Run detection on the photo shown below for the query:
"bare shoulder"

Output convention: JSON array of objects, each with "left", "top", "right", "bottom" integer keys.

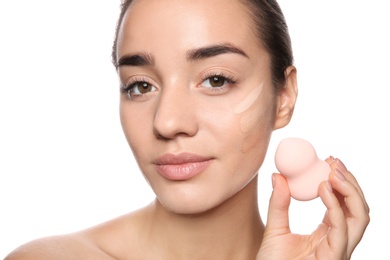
[
  {"left": 81, "top": 206, "right": 153, "bottom": 259},
  {"left": 5, "top": 206, "right": 152, "bottom": 260},
  {"left": 4, "top": 234, "right": 115, "bottom": 260}
]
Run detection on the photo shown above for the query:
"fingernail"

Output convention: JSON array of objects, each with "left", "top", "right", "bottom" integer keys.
[
  {"left": 335, "top": 168, "right": 346, "bottom": 181},
  {"left": 336, "top": 158, "right": 347, "bottom": 171},
  {"left": 326, "top": 180, "right": 333, "bottom": 192},
  {"left": 328, "top": 155, "right": 335, "bottom": 161}
]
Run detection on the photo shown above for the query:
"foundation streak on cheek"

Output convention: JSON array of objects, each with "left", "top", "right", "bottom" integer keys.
[
  {"left": 233, "top": 83, "right": 264, "bottom": 115},
  {"left": 233, "top": 83, "right": 265, "bottom": 154}
]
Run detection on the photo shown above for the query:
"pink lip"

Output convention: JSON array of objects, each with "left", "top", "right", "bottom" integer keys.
[{"left": 154, "top": 153, "right": 213, "bottom": 181}]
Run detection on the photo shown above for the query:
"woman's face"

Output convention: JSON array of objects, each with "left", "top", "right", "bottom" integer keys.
[{"left": 116, "top": 0, "right": 293, "bottom": 214}]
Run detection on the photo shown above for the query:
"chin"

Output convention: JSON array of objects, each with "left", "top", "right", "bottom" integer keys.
[
  {"left": 161, "top": 201, "right": 213, "bottom": 215},
  {"left": 147, "top": 165, "right": 260, "bottom": 215},
  {"left": 155, "top": 185, "right": 230, "bottom": 215}
]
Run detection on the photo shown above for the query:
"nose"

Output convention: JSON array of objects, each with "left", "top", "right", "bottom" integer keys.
[{"left": 153, "top": 87, "right": 198, "bottom": 139}]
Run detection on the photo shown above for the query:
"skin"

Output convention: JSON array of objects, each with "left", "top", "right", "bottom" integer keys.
[
  {"left": 117, "top": 0, "right": 279, "bottom": 215},
  {"left": 5, "top": 0, "right": 369, "bottom": 259}
]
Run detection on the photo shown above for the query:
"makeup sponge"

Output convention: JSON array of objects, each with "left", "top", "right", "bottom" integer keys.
[{"left": 275, "top": 138, "right": 330, "bottom": 201}]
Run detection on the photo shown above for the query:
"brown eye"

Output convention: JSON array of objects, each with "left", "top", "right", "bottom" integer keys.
[
  {"left": 209, "top": 76, "right": 226, "bottom": 88},
  {"left": 124, "top": 81, "right": 157, "bottom": 100},
  {"left": 200, "top": 76, "right": 230, "bottom": 89},
  {"left": 136, "top": 82, "right": 154, "bottom": 94},
  {"left": 199, "top": 74, "right": 236, "bottom": 95},
  {"left": 129, "top": 81, "right": 157, "bottom": 95}
]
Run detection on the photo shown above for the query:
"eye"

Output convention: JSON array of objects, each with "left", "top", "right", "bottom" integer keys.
[
  {"left": 201, "top": 76, "right": 230, "bottom": 88},
  {"left": 199, "top": 73, "right": 239, "bottom": 95},
  {"left": 130, "top": 82, "right": 157, "bottom": 94},
  {"left": 123, "top": 81, "right": 157, "bottom": 99}
]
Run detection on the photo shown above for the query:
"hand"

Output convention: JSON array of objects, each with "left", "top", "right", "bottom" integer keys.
[{"left": 257, "top": 157, "right": 370, "bottom": 259}]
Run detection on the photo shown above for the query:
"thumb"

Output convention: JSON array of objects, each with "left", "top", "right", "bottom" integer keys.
[{"left": 266, "top": 173, "right": 291, "bottom": 233}]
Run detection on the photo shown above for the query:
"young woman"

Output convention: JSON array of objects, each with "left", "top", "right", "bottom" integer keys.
[{"left": 6, "top": 0, "right": 369, "bottom": 259}]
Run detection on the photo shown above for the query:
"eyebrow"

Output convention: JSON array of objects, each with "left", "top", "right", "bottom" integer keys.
[
  {"left": 116, "top": 43, "right": 248, "bottom": 68},
  {"left": 116, "top": 53, "right": 155, "bottom": 68},
  {"left": 186, "top": 43, "right": 249, "bottom": 61}
]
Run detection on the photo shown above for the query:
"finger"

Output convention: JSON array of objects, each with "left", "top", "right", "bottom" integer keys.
[
  {"left": 329, "top": 166, "right": 369, "bottom": 221},
  {"left": 325, "top": 157, "right": 352, "bottom": 209},
  {"left": 333, "top": 158, "right": 369, "bottom": 214},
  {"left": 328, "top": 169, "right": 370, "bottom": 253},
  {"left": 325, "top": 156, "right": 336, "bottom": 164},
  {"left": 327, "top": 157, "right": 369, "bottom": 214},
  {"left": 318, "top": 181, "right": 348, "bottom": 258},
  {"left": 321, "top": 209, "right": 330, "bottom": 226},
  {"left": 265, "top": 173, "right": 291, "bottom": 234}
]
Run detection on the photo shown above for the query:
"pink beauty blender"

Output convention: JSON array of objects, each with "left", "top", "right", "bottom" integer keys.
[{"left": 274, "top": 138, "right": 331, "bottom": 201}]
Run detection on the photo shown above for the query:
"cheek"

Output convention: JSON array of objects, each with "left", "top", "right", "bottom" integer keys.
[
  {"left": 119, "top": 102, "right": 153, "bottom": 156},
  {"left": 199, "top": 84, "right": 275, "bottom": 155},
  {"left": 237, "top": 98, "right": 275, "bottom": 154},
  {"left": 233, "top": 84, "right": 274, "bottom": 154},
  {"left": 239, "top": 109, "right": 273, "bottom": 154}
]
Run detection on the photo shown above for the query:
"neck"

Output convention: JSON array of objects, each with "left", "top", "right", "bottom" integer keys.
[{"left": 146, "top": 176, "right": 264, "bottom": 260}]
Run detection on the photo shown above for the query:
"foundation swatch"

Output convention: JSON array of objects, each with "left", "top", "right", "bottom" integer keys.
[{"left": 233, "top": 83, "right": 264, "bottom": 114}]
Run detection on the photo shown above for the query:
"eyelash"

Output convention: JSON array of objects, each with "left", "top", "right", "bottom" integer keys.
[
  {"left": 200, "top": 72, "right": 239, "bottom": 92},
  {"left": 120, "top": 76, "right": 155, "bottom": 96},
  {"left": 120, "top": 72, "right": 240, "bottom": 98}
]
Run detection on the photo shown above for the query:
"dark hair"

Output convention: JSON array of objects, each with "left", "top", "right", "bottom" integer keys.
[{"left": 112, "top": 0, "right": 293, "bottom": 89}]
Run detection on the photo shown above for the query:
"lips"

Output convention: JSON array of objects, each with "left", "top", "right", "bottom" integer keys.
[{"left": 154, "top": 153, "right": 213, "bottom": 181}]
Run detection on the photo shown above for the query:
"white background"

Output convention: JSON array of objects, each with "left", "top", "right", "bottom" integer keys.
[{"left": 0, "top": 1, "right": 388, "bottom": 258}]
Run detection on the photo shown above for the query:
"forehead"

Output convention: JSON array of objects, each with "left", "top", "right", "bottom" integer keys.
[{"left": 117, "top": 0, "right": 262, "bottom": 59}]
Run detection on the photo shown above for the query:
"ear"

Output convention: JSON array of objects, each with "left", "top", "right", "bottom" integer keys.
[{"left": 274, "top": 66, "right": 298, "bottom": 130}]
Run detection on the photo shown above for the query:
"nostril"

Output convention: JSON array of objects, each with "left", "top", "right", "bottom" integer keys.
[
  {"left": 153, "top": 110, "right": 197, "bottom": 140},
  {"left": 153, "top": 127, "right": 172, "bottom": 140}
]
